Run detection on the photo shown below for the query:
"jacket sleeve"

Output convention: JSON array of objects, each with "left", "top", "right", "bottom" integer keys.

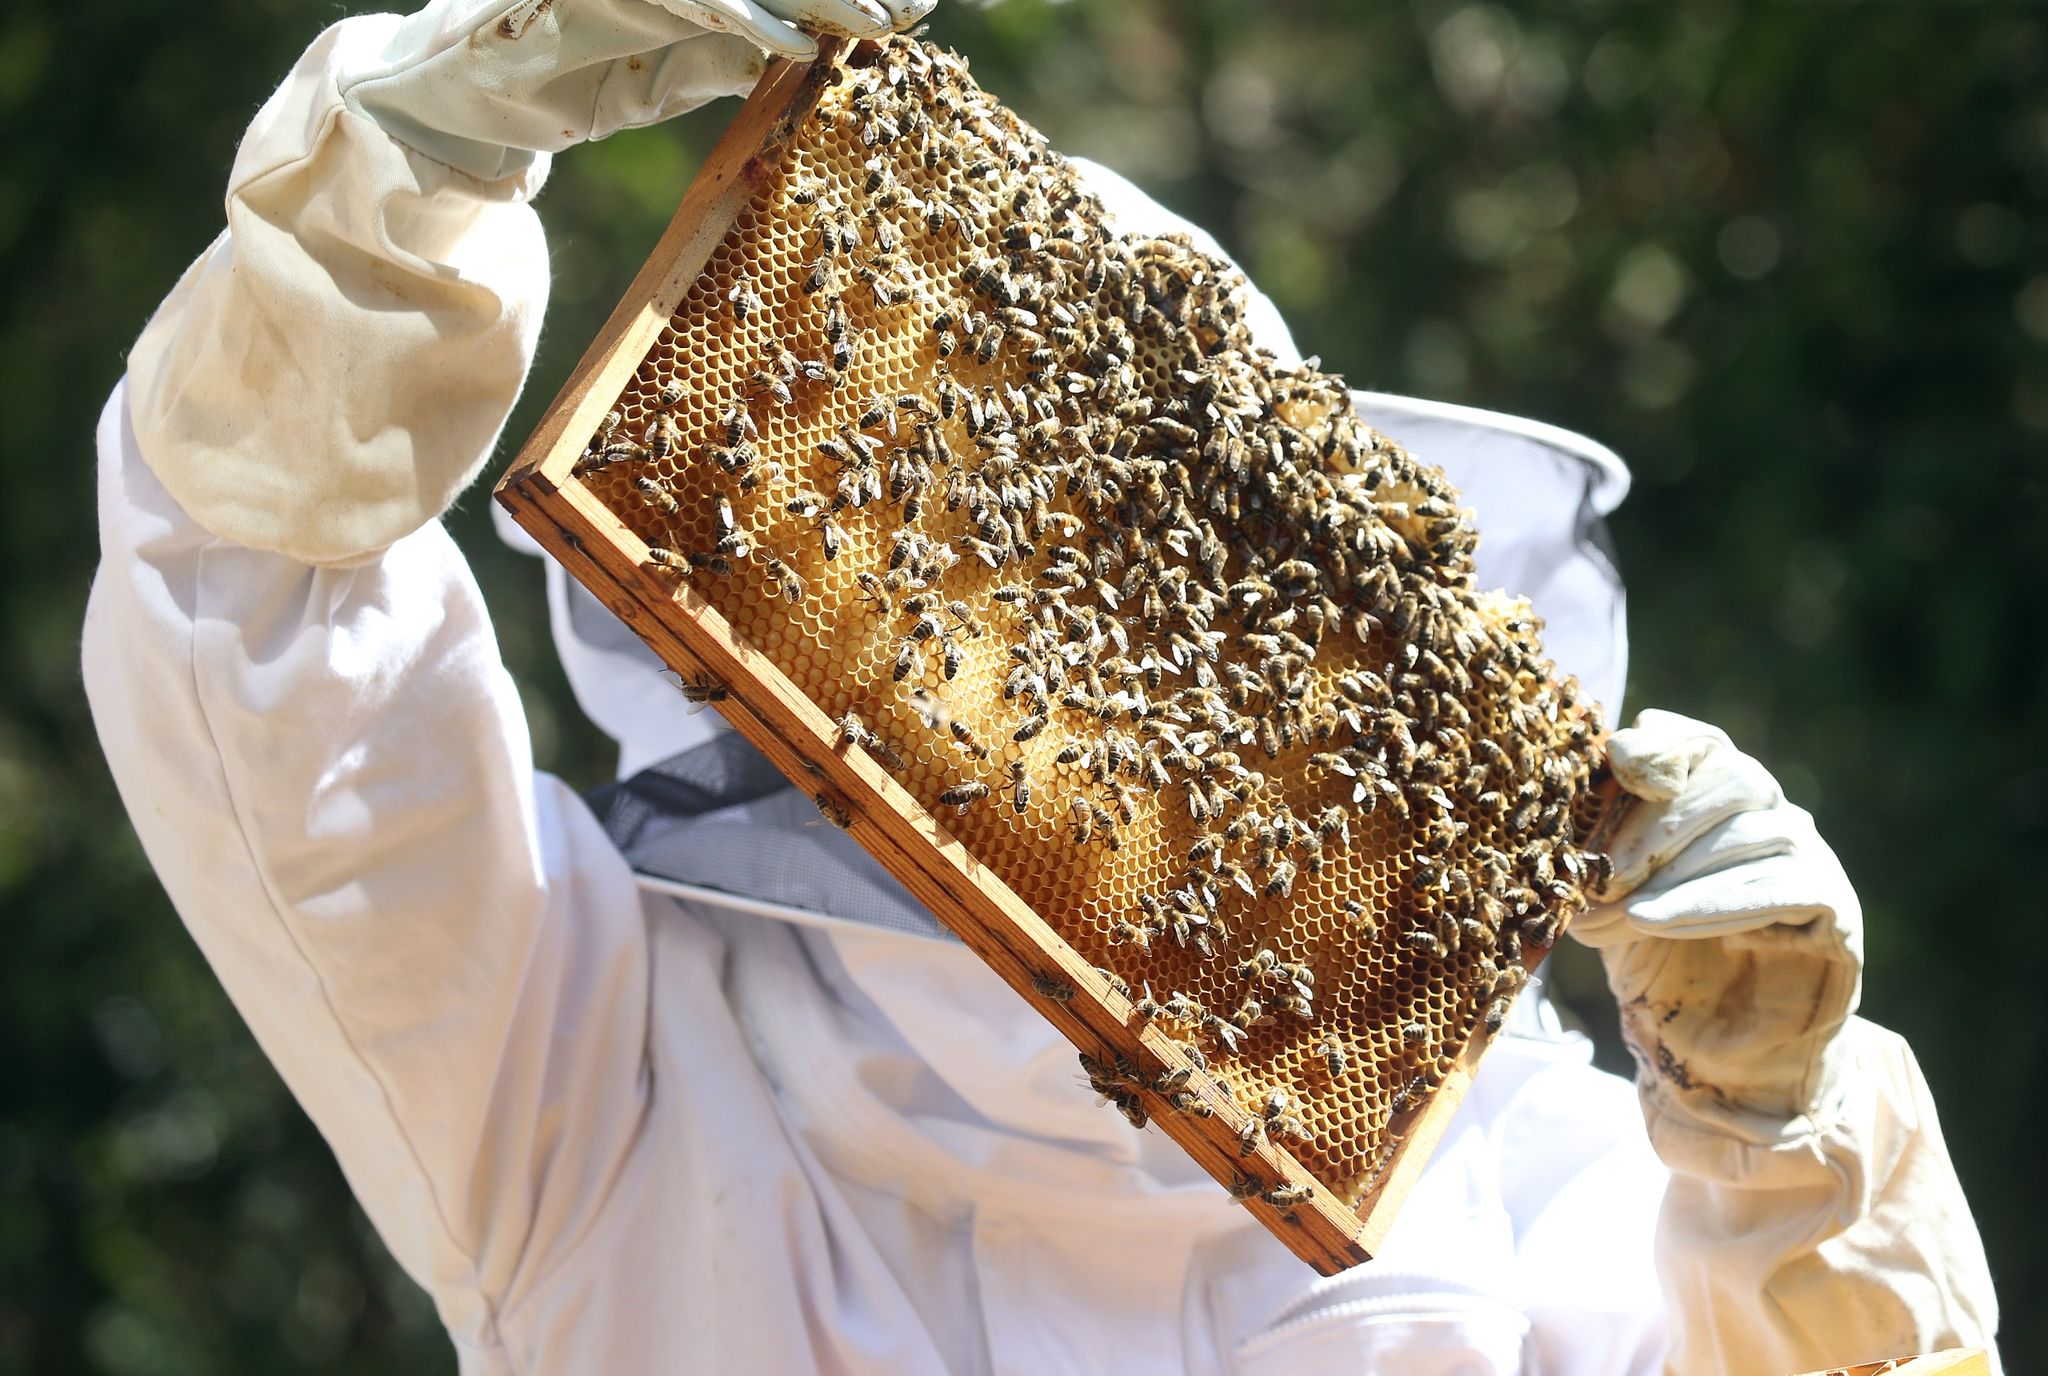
[
  {"left": 124, "top": 13, "right": 550, "bottom": 570},
  {"left": 82, "top": 17, "right": 656, "bottom": 1358},
  {"left": 1648, "top": 1017, "right": 2001, "bottom": 1375}
]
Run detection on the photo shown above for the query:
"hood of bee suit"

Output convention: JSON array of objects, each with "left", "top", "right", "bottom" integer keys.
[{"left": 489, "top": 155, "right": 1630, "bottom": 936}]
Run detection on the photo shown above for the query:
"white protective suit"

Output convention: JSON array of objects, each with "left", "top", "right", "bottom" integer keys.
[{"left": 83, "top": 5, "right": 2000, "bottom": 1373}]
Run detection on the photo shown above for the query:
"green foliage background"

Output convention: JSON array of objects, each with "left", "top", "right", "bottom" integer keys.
[{"left": 1, "top": 0, "right": 2041, "bottom": 1370}]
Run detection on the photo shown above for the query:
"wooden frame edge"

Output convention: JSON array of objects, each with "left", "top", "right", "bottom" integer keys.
[{"left": 489, "top": 35, "right": 1623, "bottom": 1273}]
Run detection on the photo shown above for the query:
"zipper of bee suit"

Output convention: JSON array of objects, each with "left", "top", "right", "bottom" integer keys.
[{"left": 722, "top": 912, "right": 1242, "bottom": 1376}]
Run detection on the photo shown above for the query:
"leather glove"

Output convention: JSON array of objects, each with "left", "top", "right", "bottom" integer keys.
[
  {"left": 1573, "top": 709, "right": 1864, "bottom": 1134},
  {"left": 344, "top": 0, "right": 936, "bottom": 184}
]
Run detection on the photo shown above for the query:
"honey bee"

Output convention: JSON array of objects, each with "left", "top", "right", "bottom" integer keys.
[
  {"left": 1261, "top": 1183, "right": 1313, "bottom": 1214},
  {"left": 837, "top": 711, "right": 870, "bottom": 750},
  {"left": 1012, "top": 712, "right": 1047, "bottom": 742},
  {"left": 1110, "top": 920, "right": 1151, "bottom": 950},
  {"left": 1029, "top": 972, "right": 1075, "bottom": 1002},
  {"left": 939, "top": 781, "right": 989, "bottom": 811},
  {"left": 728, "top": 279, "right": 763, "bottom": 322},
  {"left": 1318, "top": 1038, "right": 1348, "bottom": 1078},
  {"left": 854, "top": 571, "right": 896, "bottom": 616},
  {"left": 645, "top": 412, "right": 682, "bottom": 461},
  {"left": 1203, "top": 1014, "right": 1243, "bottom": 1055},
  {"left": 667, "top": 673, "right": 728, "bottom": 704},
  {"left": 1402, "top": 929, "right": 1446, "bottom": 960},
  {"left": 743, "top": 553, "right": 795, "bottom": 602},
  {"left": 818, "top": 211, "right": 855, "bottom": 259},
  {"left": 1109, "top": 1091, "right": 1148, "bottom": 1131},
  {"left": 1008, "top": 759, "right": 1031, "bottom": 812},
  {"left": 745, "top": 366, "right": 793, "bottom": 406},
  {"left": 812, "top": 793, "right": 853, "bottom": 829},
  {"left": 943, "top": 718, "right": 986, "bottom": 760},
  {"left": 825, "top": 301, "right": 852, "bottom": 370},
  {"left": 716, "top": 405, "right": 757, "bottom": 448},
  {"left": 633, "top": 476, "right": 679, "bottom": 516},
  {"left": 574, "top": 440, "right": 646, "bottom": 476}
]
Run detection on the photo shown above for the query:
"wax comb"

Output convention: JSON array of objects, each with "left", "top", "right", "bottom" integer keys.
[{"left": 497, "top": 35, "right": 1611, "bottom": 1274}]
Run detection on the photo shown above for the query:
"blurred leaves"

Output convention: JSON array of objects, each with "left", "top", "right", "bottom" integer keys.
[{"left": 2, "top": 0, "right": 2042, "bottom": 1370}]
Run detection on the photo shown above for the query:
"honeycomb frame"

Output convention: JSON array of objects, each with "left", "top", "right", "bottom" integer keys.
[{"left": 497, "top": 40, "right": 1617, "bottom": 1275}]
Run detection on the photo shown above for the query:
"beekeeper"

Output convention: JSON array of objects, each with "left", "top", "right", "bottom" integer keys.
[{"left": 83, "top": 0, "right": 2001, "bottom": 1372}]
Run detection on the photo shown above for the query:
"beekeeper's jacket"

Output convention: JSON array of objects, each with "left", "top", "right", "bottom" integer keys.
[{"left": 83, "top": 15, "right": 1998, "bottom": 1376}]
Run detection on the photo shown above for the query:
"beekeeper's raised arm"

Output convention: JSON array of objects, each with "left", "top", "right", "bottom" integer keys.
[{"left": 82, "top": 0, "right": 928, "bottom": 1350}]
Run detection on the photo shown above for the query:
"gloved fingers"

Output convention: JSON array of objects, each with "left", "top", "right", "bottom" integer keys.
[
  {"left": 752, "top": 0, "right": 897, "bottom": 39},
  {"left": 871, "top": 0, "right": 937, "bottom": 28},
  {"left": 653, "top": 0, "right": 820, "bottom": 57},
  {"left": 1624, "top": 803, "right": 1803, "bottom": 892},
  {"left": 1618, "top": 842, "right": 1857, "bottom": 942},
  {"left": 1595, "top": 746, "right": 1783, "bottom": 899},
  {"left": 1576, "top": 805, "right": 1819, "bottom": 947},
  {"left": 1606, "top": 708, "right": 1733, "bottom": 803},
  {"left": 581, "top": 30, "right": 771, "bottom": 139},
  {"left": 1565, "top": 899, "right": 1636, "bottom": 948}
]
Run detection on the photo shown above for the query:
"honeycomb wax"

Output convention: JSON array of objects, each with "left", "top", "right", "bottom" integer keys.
[{"left": 571, "top": 35, "right": 1605, "bottom": 1205}]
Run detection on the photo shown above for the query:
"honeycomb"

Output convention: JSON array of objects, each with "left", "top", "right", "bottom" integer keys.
[{"left": 574, "top": 36, "right": 1605, "bottom": 1205}]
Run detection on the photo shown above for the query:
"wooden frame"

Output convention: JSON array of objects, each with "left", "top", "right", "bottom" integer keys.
[
  {"left": 1795, "top": 1352, "right": 1991, "bottom": 1376},
  {"left": 496, "top": 43, "right": 1598, "bottom": 1274}
]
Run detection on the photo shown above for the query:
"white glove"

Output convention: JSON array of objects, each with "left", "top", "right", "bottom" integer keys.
[
  {"left": 345, "top": 0, "right": 935, "bottom": 183},
  {"left": 1574, "top": 713, "right": 2002, "bottom": 1373},
  {"left": 1574, "top": 709, "right": 1863, "bottom": 1132}
]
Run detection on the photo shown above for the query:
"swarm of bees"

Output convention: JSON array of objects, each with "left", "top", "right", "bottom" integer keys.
[{"left": 574, "top": 35, "right": 1605, "bottom": 1206}]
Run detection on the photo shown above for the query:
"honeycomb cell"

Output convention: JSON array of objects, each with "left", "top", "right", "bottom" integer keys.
[{"left": 571, "top": 36, "right": 1604, "bottom": 1205}]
